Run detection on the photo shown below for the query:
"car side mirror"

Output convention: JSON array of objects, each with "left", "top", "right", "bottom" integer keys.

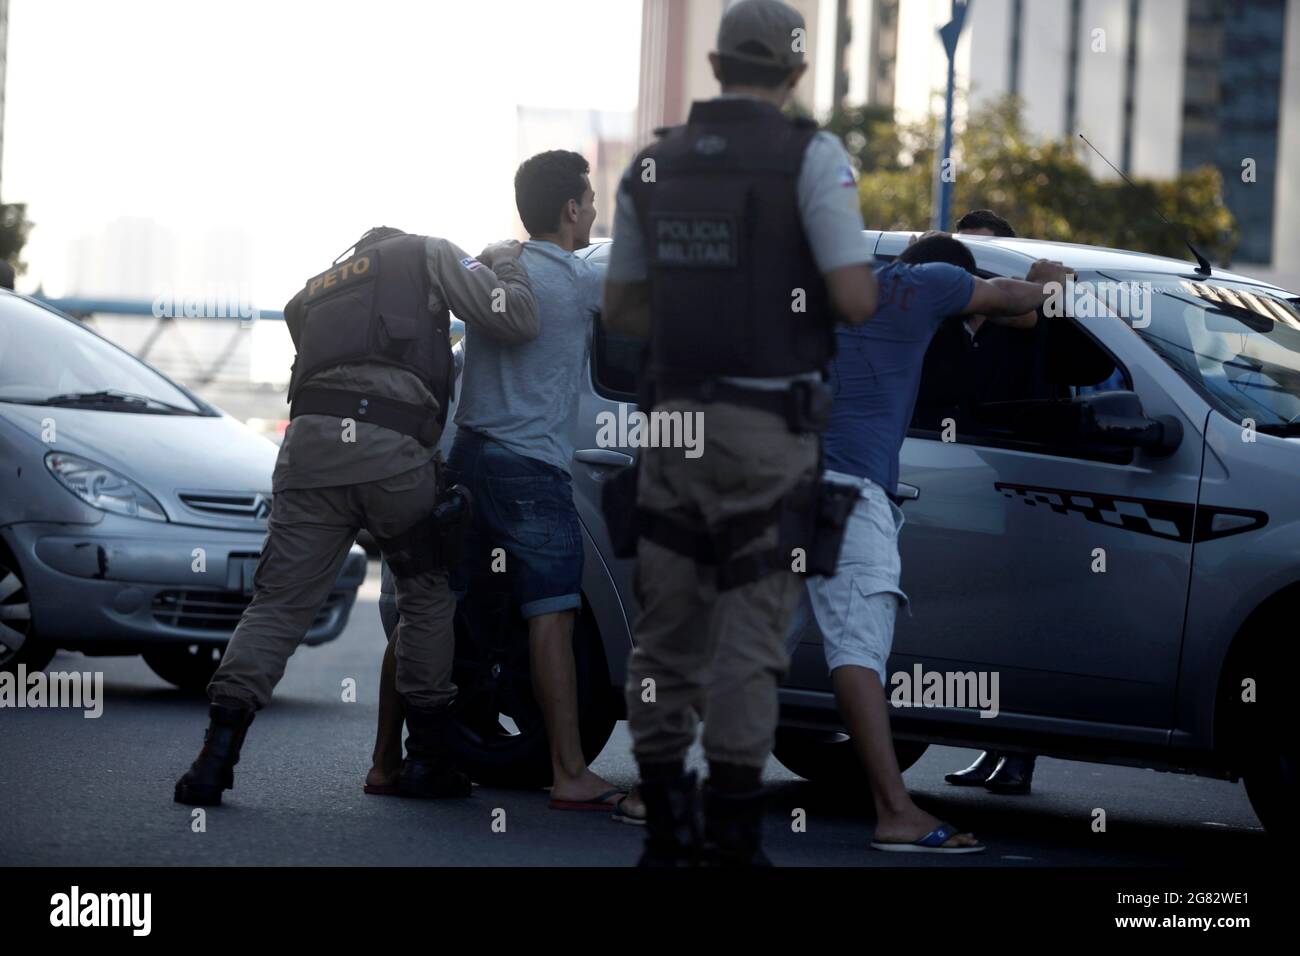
[
  {"left": 979, "top": 392, "right": 1183, "bottom": 456},
  {"left": 1072, "top": 390, "right": 1183, "bottom": 456}
]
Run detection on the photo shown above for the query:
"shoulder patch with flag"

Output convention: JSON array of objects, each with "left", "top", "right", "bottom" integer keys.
[
  {"left": 460, "top": 256, "right": 485, "bottom": 272},
  {"left": 837, "top": 164, "right": 858, "bottom": 188}
]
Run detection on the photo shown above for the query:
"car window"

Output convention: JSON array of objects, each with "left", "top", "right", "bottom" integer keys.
[
  {"left": 910, "top": 278, "right": 1129, "bottom": 460},
  {"left": 0, "top": 295, "right": 202, "bottom": 411},
  {"left": 1113, "top": 272, "right": 1300, "bottom": 435}
]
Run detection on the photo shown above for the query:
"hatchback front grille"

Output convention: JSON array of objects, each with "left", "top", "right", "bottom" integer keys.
[
  {"left": 152, "top": 590, "right": 342, "bottom": 632},
  {"left": 178, "top": 492, "right": 272, "bottom": 521}
]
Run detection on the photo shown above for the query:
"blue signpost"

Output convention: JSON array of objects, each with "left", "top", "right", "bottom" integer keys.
[{"left": 932, "top": 0, "right": 971, "bottom": 232}]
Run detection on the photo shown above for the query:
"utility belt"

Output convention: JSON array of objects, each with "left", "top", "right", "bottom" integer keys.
[
  {"left": 376, "top": 480, "right": 474, "bottom": 578},
  {"left": 652, "top": 376, "right": 833, "bottom": 435},
  {"left": 600, "top": 378, "right": 856, "bottom": 590},
  {"left": 290, "top": 386, "right": 440, "bottom": 446}
]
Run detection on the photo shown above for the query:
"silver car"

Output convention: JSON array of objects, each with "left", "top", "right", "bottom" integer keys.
[
  {"left": 0, "top": 292, "right": 367, "bottom": 691},
  {"left": 438, "top": 233, "right": 1299, "bottom": 840}
]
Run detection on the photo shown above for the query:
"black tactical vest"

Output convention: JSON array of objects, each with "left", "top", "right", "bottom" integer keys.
[
  {"left": 283, "top": 230, "right": 454, "bottom": 429},
  {"left": 625, "top": 97, "right": 836, "bottom": 381}
]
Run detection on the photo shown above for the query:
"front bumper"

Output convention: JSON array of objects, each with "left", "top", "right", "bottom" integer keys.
[{"left": 2, "top": 519, "right": 367, "bottom": 652}]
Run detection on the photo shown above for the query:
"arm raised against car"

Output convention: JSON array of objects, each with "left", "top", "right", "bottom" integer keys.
[{"left": 962, "top": 259, "right": 1070, "bottom": 327}]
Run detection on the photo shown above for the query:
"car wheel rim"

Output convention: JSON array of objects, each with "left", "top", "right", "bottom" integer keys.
[{"left": 0, "top": 563, "right": 32, "bottom": 665}]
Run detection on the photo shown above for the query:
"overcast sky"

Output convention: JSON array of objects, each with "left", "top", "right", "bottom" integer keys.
[{"left": 3, "top": 0, "right": 643, "bottom": 303}]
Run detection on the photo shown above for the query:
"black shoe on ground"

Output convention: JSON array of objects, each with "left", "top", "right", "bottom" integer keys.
[
  {"left": 638, "top": 772, "right": 702, "bottom": 867},
  {"left": 944, "top": 750, "right": 1002, "bottom": 786},
  {"left": 398, "top": 757, "right": 473, "bottom": 798},
  {"left": 398, "top": 703, "right": 472, "bottom": 799},
  {"left": 984, "top": 754, "right": 1036, "bottom": 795},
  {"left": 174, "top": 702, "right": 256, "bottom": 807}
]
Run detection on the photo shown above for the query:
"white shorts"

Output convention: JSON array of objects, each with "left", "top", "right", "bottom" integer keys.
[{"left": 785, "top": 472, "right": 909, "bottom": 685}]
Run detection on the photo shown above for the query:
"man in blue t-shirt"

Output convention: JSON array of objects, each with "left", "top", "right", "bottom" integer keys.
[{"left": 787, "top": 235, "right": 1068, "bottom": 854}]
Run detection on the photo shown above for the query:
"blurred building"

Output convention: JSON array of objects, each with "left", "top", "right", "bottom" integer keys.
[
  {"left": 515, "top": 107, "right": 636, "bottom": 240},
  {"left": 0, "top": 0, "right": 8, "bottom": 202},
  {"left": 636, "top": 0, "right": 825, "bottom": 143},
  {"left": 635, "top": 0, "right": 1300, "bottom": 287}
]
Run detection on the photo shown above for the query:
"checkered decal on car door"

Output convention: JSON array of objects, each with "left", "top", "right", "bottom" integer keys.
[{"left": 994, "top": 483, "right": 1266, "bottom": 544}]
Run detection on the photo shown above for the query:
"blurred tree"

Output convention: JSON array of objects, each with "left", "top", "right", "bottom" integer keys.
[
  {"left": 0, "top": 202, "right": 33, "bottom": 277},
  {"left": 828, "top": 96, "right": 1238, "bottom": 264}
]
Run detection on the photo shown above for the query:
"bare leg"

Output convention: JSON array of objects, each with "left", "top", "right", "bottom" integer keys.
[
  {"left": 832, "top": 665, "right": 980, "bottom": 848},
  {"left": 530, "top": 610, "right": 642, "bottom": 815},
  {"left": 365, "top": 638, "right": 404, "bottom": 789}
]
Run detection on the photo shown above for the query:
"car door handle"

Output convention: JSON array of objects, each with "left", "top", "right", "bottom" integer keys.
[
  {"left": 573, "top": 449, "right": 635, "bottom": 468},
  {"left": 895, "top": 482, "right": 920, "bottom": 502}
]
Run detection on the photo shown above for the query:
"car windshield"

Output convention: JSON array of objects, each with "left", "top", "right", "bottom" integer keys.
[
  {"left": 0, "top": 295, "right": 203, "bottom": 412},
  {"left": 1109, "top": 271, "right": 1300, "bottom": 433}
]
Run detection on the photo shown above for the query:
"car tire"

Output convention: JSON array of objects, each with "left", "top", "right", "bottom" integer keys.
[
  {"left": 1230, "top": 637, "right": 1299, "bottom": 843},
  {"left": 773, "top": 727, "right": 928, "bottom": 785},
  {"left": 143, "top": 644, "right": 225, "bottom": 694},
  {"left": 0, "top": 549, "right": 56, "bottom": 675},
  {"left": 448, "top": 595, "right": 617, "bottom": 789}
]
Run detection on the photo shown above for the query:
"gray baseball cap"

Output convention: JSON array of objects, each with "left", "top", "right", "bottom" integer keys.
[{"left": 716, "top": 0, "right": 806, "bottom": 70}]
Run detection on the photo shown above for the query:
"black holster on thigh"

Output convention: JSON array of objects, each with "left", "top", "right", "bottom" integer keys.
[
  {"left": 377, "top": 482, "right": 474, "bottom": 578},
  {"left": 634, "top": 472, "right": 858, "bottom": 591}
]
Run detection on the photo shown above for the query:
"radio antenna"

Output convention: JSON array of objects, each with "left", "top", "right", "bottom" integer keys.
[{"left": 1078, "top": 133, "right": 1213, "bottom": 276}]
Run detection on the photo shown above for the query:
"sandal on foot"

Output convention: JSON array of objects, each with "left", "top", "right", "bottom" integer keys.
[
  {"left": 871, "top": 822, "right": 985, "bottom": 854},
  {"left": 612, "top": 793, "right": 647, "bottom": 826},
  {"left": 549, "top": 788, "right": 627, "bottom": 812}
]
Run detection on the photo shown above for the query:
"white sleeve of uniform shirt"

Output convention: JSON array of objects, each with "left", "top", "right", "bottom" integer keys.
[
  {"left": 605, "top": 166, "right": 649, "bottom": 282},
  {"left": 797, "top": 131, "right": 873, "bottom": 274}
]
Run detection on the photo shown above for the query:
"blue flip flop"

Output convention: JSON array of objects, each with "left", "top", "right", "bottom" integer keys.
[{"left": 871, "top": 822, "right": 985, "bottom": 854}]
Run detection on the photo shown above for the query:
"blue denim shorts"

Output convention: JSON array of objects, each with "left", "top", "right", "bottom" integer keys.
[{"left": 445, "top": 429, "right": 583, "bottom": 619}]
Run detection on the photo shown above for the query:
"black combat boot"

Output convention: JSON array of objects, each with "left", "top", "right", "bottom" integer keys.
[
  {"left": 944, "top": 750, "right": 1002, "bottom": 786},
  {"left": 637, "top": 770, "right": 702, "bottom": 867},
  {"left": 174, "top": 701, "right": 256, "bottom": 806},
  {"left": 702, "top": 784, "right": 772, "bottom": 867},
  {"left": 398, "top": 704, "right": 473, "bottom": 798},
  {"left": 984, "top": 754, "right": 1037, "bottom": 795}
]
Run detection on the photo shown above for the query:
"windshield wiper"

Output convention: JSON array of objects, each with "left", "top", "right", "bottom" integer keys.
[{"left": 36, "top": 389, "right": 198, "bottom": 414}]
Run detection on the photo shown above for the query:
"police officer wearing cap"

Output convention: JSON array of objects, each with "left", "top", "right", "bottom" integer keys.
[
  {"left": 603, "top": 0, "right": 879, "bottom": 865},
  {"left": 174, "top": 227, "right": 538, "bottom": 807}
]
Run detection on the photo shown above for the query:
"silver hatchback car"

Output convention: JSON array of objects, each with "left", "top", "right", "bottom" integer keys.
[
  {"left": 437, "top": 233, "right": 1299, "bottom": 841},
  {"left": 0, "top": 292, "right": 367, "bottom": 691}
]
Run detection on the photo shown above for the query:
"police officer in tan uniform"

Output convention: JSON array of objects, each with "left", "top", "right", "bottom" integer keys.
[
  {"left": 174, "top": 227, "right": 538, "bottom": 807},
  {"left": 603, "top": 0, "right": 879, "bottom": 865}
]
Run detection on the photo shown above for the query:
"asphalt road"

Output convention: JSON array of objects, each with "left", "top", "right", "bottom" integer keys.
[{"left": 0, "top": 563, "right": 1274, "bottom": 868}]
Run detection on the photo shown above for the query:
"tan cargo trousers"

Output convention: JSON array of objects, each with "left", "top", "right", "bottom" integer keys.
[
  {"left": 624, "top": 400, "right": 820, "bottom": 769},
  {"left": 208, "top": 459, "right": 457, "bottom": 711}
]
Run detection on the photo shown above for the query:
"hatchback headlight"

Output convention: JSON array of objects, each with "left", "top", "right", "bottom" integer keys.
[{"left": 44, "top": 452, "right": 169, "bottom": 522}]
